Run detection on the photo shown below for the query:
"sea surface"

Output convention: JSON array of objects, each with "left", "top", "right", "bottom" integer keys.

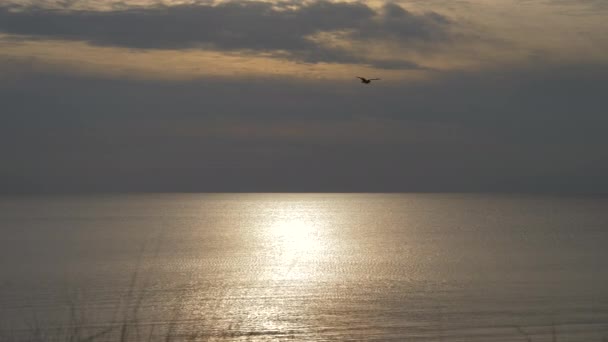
[{"left": 1, "top": 193, "right": 607, "bottom": 341}]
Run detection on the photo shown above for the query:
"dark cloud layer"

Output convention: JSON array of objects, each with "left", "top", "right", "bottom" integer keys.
[
  {"left": 0, "top": 1, "right": 450, "bottom": 68},
  {"left": 2, "top": 63, "right": 607, "bottom": 193}
]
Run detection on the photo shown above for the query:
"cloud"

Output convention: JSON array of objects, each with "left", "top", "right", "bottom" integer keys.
[
  {"left": 1, "top": 0, "right": 608, "bottom": 193},
  {"left": 353, "top": 3, "right": 451, "bottom": 42},
  {"left": 2, "top": 62, "right": 608, "bottom": 193},
  {"left": 0, "top": 1, "right": 451, "bottom": 69},
  {"left": 545, "top": 0, "right": 608, "bottom": 12}
]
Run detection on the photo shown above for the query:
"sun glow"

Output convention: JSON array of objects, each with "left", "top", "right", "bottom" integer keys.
[
  {"left": 257, "top": 199, "right": 331, "bottom": 282},
  {"left": 269, "top": 213, "right": 322, "bottom": 252}
]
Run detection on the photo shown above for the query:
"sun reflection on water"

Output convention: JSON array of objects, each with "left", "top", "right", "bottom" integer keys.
[
  {"left": 189, "top": 195, "right": 348, "bottom": 339},
  {"left": 261, "top": 200, "right": 330, "bottom": 282},
  {"left": 210, "top": 196, "right": 339, "bottom": 339}
]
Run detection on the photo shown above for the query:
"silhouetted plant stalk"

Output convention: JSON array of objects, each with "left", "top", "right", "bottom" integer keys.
[{"left": 0, "top": 228, "right": 199, "bottom": 342}]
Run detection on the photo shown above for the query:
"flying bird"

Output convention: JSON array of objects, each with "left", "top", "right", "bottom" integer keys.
[{"left": 356, "top": 77, "right": 380, "bottom": 84}]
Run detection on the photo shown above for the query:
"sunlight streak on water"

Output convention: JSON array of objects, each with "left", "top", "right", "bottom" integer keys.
[
  {"left": 193, "top": 196, "right": 344, "bottom": 340},
  {"left": 260, "top": 200, "right": 330, "bottom": 282}
]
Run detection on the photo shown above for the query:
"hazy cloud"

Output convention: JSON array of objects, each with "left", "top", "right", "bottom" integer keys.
[
  {"left": 0, "top": 1, "right": 451, "bottom": 69},
  {"left": 546, "top": 0, "right": 608, "bottom": 11},
  {"left": 2, "top": 63, "right": 607, "bottom": 193},
  {"left": 1, "top": 0, "right": 607, "bottom": 193}
]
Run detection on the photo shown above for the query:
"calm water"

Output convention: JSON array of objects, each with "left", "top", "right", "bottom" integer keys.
[{"left": 1, "top": 193, "right": 608, "bottom": 341}]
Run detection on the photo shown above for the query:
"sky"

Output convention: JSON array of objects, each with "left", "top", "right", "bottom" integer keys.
[{"left": 1, "top": 0, "right": 607, "bottom": 193}]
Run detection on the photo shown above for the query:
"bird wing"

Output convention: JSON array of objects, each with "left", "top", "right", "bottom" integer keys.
[
  {"left": 369, "top": 78, "right": 381, "bottom": 81},
  {"left": 356, "top": 77, "right": 366, "bottom": 81}
]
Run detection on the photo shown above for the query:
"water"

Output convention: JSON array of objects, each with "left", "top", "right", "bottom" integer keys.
[{"left": 1, "top": 193, "right": 608, "bottom": 341}]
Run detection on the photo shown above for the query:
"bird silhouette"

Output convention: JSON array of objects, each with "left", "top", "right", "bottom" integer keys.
[{"left": 356, "top": 77, "right": 380, "bottom": 84}]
